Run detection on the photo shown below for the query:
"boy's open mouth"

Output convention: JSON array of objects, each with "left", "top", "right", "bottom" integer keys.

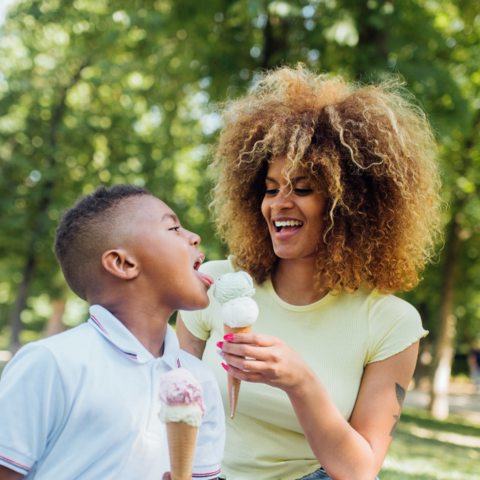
[
  {"left": 274, "top": 219, "right": 304, "bottom": 234},
  {"left": 193, "top": 257, "right": 214, "bottom": 288}
]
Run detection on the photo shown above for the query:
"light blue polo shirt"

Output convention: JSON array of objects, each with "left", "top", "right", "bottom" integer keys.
[{"left": 0, "top": 305, "right": 225, "bottom": 480}]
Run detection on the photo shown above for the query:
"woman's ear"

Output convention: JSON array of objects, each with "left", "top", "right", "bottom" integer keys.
[{"left": 101, "top": 249, "right": 140, "bottom": 280}]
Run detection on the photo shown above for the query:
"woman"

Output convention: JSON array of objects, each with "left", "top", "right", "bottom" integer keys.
[{"left": 177, "top": 66, "right": 440, "bottom": 480}]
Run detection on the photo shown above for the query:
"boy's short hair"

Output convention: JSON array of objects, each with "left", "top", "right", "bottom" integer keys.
[{"left": 54, "top": 184, "right": 152, "bottom": 300}]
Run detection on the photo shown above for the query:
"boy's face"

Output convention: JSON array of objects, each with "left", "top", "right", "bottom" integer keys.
[{"left": 127, "top": 196, "right": 213, "bottom": 311}]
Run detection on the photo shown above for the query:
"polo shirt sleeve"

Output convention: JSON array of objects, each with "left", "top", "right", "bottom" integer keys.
[
  {"left": 366, "top": 293, "right": 428, "bottom": 365},
  {"left": 0, "top": 343, "right": 66, "bottom": 475},
  {"left": 180, "top": 259, "right": 233, "bottom": 341},
  {"left": 192, "top": 371, "right": 225, "bottom": 479}
]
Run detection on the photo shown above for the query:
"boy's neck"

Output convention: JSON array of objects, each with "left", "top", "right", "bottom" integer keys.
[{"left": 98, "top": 301, "right": 172, "bottom": 358}]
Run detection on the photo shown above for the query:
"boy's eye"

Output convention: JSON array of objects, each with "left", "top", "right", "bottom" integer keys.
[{"left": 170, "top": 226, "right": 180, "bottom": 232}]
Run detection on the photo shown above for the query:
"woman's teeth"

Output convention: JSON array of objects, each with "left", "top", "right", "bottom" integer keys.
[
  {"left": 274, "top": 220, "right": 303, "bottom": 227},
  {"left": 274, "top": 220, "right": 303, "bottom": 232}
]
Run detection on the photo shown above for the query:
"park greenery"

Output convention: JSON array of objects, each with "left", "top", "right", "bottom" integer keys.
[{"left": 0, "top": 0, "right": 479, "bottom": 418}]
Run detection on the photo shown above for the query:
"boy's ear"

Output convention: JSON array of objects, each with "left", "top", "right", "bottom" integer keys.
[{"left": 101, "top": 249, "right": 140, "bottom": 280}]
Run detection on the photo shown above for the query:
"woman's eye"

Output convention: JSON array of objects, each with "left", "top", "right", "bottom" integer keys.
[
  {"left": 294, "top": 188, "right": 313, "bottom": 195},
  {"left": 265, "top": 189, "right": 279, "bottom": 196}
]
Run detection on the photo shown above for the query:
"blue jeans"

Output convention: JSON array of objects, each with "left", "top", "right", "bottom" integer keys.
[{"left": 299, "top": 467, "right": 379, "bottom": 480}]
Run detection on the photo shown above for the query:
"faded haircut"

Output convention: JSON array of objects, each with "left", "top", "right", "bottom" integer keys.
[{"left": 54, "top": 184, "right": 152, "bottom": 300}]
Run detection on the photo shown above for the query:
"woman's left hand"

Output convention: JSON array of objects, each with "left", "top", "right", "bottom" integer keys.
[{"left": 219, "top": 333, "right": 314, "bottom": 392}]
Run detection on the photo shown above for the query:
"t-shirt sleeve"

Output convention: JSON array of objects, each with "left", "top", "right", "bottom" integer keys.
[
  {"left": 366, "top": 293, "right": 428, "bottom": 365},
  {"left": 192, "top": 371, "right": 225, "bottom": 479},
  {"left": 0, "top": 343, "right": 66, "bottom": 475},
  {"left": 180, "top": 259, "right": 233, "bottom": 341}
]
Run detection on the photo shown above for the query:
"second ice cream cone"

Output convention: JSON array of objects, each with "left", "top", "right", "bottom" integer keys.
[
  {"left": 166, "top": 422, "right": 198, "bottom": 480},
  {"left": 224, "top": 323, "right": 252, "bottom": 419}
]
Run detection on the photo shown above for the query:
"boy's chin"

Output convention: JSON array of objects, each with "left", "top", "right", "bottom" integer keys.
[{"left": 179, "top": 292, "right": 210, "bottom": 311}]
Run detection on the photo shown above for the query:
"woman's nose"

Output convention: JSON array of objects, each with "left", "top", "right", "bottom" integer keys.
[{"left": 271, "top": 188, "right": 294, "bottom": 211}]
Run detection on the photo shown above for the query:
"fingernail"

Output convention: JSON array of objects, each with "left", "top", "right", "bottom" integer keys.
[
  {"left": 216, "top": 349, "right": 225, "bottom": 360},
  {"left": 216, "top": 341, "right": 224, "bottom": 349},
  {"left": 221, "top": 363, "right": 229, "bottom": 371},
  {"left": 224, "top": 334, "right": 234, "bottom": 342}
]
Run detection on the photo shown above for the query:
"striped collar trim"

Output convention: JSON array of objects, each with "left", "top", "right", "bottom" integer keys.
[{"left": 88, "top": 305, "right": 180, "bottom": 367}]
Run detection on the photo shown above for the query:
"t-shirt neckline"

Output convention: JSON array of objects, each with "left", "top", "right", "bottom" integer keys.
[{"left": 265, "top": 278, "right": 335, "bottom": 312}]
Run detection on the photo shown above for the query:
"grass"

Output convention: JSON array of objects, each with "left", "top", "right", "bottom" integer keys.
[{"left": 380, "top": 407, "right": 480, "bottom": 479}]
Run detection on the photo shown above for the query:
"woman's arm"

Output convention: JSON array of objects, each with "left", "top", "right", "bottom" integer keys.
[
  {"left": 221, "top": 334, "right": 418, "bottom": 480},
  {"left": 176, "top": 313, "right": 207, "bottom": 360}
]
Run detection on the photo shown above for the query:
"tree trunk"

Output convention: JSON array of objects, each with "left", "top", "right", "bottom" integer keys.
[
  {"left": 429, "top": 214, "right": 462, "bottom": 419},
  {"left": 44, "top": 300, "right": 66, "bottom": 338},
  {"left": 8, "top": 255, "right": 35, "bottom": 354},
  {"left": 8, "top": 62, "right": 88, "bottom": 352}
]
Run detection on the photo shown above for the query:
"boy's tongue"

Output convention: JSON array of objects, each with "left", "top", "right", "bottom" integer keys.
[{"left": 195, "top": 270, "right": 214, "bottom": 286}]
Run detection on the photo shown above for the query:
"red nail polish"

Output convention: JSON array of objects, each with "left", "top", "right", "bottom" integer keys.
[
  {"left": 224, "top": 334, "right": 234, "bottom": 342},
  {"left": 216, "top": 341, "right": 224, "bottom": 349},
  {"left": 221, "top": 363, "right": 229, "bottom": 371}
]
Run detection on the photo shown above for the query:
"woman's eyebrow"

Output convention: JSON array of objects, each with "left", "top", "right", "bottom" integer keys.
[{"left": 265, "top": 176, "right": 308, "bottom": 183}]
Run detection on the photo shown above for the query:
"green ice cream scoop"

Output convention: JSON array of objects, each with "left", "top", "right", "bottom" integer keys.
[{"left": 214, "top": 271, "right": 256, "bottom": 304}]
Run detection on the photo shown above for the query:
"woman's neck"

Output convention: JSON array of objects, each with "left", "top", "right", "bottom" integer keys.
[{"left": 272, "top": 257, "right": 327, "bottom": 306}]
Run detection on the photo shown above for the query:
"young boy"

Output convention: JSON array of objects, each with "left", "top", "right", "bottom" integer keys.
[{"left": 0, "top": 185, "right": 225, "bottom": 480}]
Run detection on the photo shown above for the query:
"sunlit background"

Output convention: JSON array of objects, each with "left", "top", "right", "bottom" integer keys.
[{"left": 0, "top": 1, "right": 479, "bottom": 477}]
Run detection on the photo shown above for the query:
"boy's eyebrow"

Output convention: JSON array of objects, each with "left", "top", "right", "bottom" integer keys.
[
  {"left": 162, "top": 213, "right": 180, "bottom": 223},
  {"left": 266, "top": 176, "right": 308, "bottom": 183}
]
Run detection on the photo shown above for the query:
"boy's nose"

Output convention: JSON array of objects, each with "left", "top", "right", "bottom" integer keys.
[{"left": 188, "top": 231, "right": 201, "bottom": 246}]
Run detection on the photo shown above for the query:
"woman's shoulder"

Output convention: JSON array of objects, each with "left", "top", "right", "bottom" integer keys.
[
  {"left": 365, "top": 290, "right": 420, "bottom": 322},
  {"left": 199, "top": 255, "right": 237, "bottom": 279}
]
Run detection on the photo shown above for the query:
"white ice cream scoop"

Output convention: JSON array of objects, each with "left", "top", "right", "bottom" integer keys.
[
  {"left": 220, "top": 297, "right": 259, "bottom": 328},
  {"left": 214, "top": 271, "right": 256, "bottom": 305}
]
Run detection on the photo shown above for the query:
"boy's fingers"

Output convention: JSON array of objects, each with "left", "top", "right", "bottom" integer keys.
[{"left": 224, "top": 333, "right": 277, "bottom": 347}]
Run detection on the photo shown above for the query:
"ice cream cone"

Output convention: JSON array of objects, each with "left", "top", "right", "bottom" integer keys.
[
  {"left": 166, "top": 421, "right": 198, "bottom": 480},
  {"left": 224, "top": 323, "right": 252, "bottom": 419}
]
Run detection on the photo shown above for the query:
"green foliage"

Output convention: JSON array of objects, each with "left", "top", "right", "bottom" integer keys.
[{"left": 0, "top": 0, "right": 479, "bottom": 348}]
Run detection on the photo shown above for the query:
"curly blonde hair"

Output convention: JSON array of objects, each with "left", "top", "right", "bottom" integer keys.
[{"left": 211, "top": 65, "right": 441, "bottom": 294}]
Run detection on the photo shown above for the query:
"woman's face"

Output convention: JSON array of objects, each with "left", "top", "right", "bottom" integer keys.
[{"left": 261, "top": 156, "right": 326, "bottom": 261}]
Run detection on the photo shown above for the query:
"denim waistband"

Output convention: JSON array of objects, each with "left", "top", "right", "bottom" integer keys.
[{"left": 298, "top": 467, "right": 379, "bottom": 480}]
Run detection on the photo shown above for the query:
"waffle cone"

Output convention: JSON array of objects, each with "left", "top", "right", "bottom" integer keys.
[
  {"left": 224, "top": 323, "right": 252, "bottom": 419},
  {"left": 166, "top": 421, "right": 198, "bottom": 480}
]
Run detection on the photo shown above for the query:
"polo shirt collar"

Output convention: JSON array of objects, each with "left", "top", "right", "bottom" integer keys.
[{"left": 88, "top": 305, "right": 181, "bottom": 367}]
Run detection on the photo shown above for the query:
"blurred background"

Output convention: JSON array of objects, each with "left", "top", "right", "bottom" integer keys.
[{"left": 0, "top": 0, "right": 480, "bottom": 475}]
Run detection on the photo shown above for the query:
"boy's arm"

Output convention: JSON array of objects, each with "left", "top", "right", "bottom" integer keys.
[
  {"left": 192, "top": 373, "right": 225, "bottom": 480},
  {"left": 176, "top": 313, "right": 206, "bottom": 360},
  {"left": 0, "top": 465, "right": 24, "bottom": 480},
  {"left": 0, "top": 344, "right": 66, "bottom": 475}
]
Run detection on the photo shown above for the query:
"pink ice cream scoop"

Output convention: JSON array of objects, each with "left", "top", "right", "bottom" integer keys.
[{"left": 159, "top": 368, "right": 205, "bottom": 415}]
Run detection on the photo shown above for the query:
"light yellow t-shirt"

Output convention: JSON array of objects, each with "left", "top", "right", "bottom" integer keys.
[{"left": 180, "top": 257, "right": 427, "bottom": 480}]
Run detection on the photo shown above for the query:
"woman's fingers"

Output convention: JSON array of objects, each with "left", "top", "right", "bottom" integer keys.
[
  {"left": 222, "top": 351, "right": 266, "bottom": 372},
  {"left": 225, "top": 362, "right": 264, "bottom": 383},
  {"left": 221, "top": 341, "right": 271, "bottom": 361},
  {"left": 224, "top": 332, "right": 277, "bottom": 347}
]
